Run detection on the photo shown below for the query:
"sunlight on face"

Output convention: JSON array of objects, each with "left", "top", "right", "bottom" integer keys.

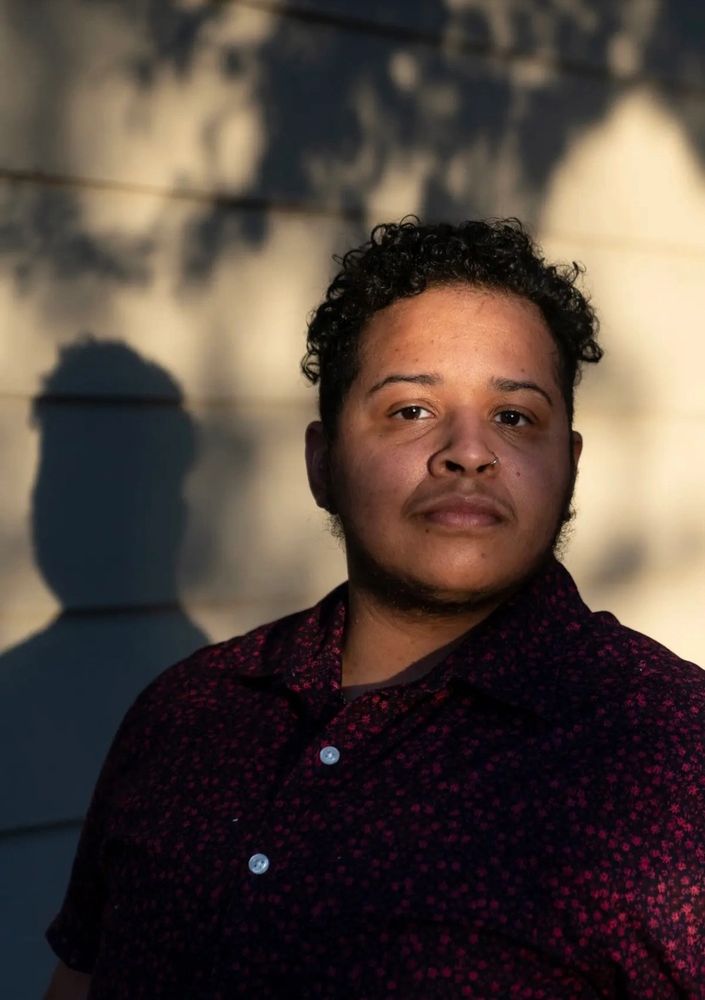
[{"left": 308, "top": 284, "right": 582, "bottom": 607}]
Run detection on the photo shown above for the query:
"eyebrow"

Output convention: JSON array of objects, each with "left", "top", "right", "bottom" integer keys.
[
  {"left": 366, "top": 372, "right": 554, "bottom": 407},
  {"left": 490, "top": 377, "right": 554, "bottom": 407},
  {"left": 366, "top": 373, "right": 442, "bottom": 397}
]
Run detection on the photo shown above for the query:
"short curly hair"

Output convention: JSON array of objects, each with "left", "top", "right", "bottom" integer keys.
[{"left": 302, "top": 218, "right": 602, "bottom": 434}]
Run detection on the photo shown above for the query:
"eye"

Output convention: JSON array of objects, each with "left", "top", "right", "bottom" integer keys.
[
  {"left": 391, "top": 405, "right": 434, "bottom": 421},
  {"left": 495, "top": 409, "right": 531, "bottom": 427}
]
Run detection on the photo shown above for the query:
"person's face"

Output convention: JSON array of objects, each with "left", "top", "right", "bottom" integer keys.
[{"left": 306, "top": 284, "right": 582, "bottom": 609}]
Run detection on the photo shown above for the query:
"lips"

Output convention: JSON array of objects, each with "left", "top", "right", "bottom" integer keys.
[{"left": 411, "top": 492, "right": 508, "bottom": 530}]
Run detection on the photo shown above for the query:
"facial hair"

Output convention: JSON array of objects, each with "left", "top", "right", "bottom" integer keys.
[{"left": 327, "top": 451, "right": 579, "bottom": 619}]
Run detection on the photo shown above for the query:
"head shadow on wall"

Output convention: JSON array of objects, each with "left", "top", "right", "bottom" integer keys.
[
  {"left": 0, "top": 338, "right": 208, "bottom": 831},
  {"left": 31, "top": 336, "right": 199, "bottom": 616}
]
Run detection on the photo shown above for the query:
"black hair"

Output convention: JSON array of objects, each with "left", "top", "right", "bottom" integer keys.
[{"left": 302, "top": 217, "right": 601, "bottom": 434}]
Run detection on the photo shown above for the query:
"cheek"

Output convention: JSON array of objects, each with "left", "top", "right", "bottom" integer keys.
[
  {"left": 338, "top": 446, "right": 420, "bottom": 515},
  {"left": 509, "top": 451, "right": 571, "bottom": 514}
]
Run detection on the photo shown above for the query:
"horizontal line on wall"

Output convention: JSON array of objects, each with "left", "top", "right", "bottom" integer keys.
[
  {"left": 0, "top": 816, "right": 83, "bottom": 841},
  {"left": 0, "top": 601, "right": 198, "bottom": 623},
  {"left": 57, "top": 601, "right": 191, "bottom": 618},
  {"left": 0, "top": 592, "right": 330, "bottom": 624},
  {"left": 236, "top": 0, "right": 705, "bottom": 95},
  {"left": 0, "top": 166, "right": 366, "bottom": 222},
  {"left": 3, "top": 166, "right": 705, "bottom": 263},
  {"left": 0, "top": 389, "right": 318, "bottom": 413},
  {"left": 32, "top": 392, "right": 185, "bottom": 408}
]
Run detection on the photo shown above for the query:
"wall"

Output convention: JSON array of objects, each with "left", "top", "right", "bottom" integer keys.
[{"left": 1, "top": 2, "right": 703, "bottom": 995}]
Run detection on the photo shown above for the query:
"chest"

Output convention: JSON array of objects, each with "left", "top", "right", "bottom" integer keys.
[{"left": 103, "top": 687, "right": 619, "bottom": 931}]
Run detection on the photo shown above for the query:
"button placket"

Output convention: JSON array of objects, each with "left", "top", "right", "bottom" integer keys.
[
  {"left": 243, "top": 738, "right": 343, "bottom": 883},
  {"left": 241, "top": 704, "right": 378, "bottom": 890}
]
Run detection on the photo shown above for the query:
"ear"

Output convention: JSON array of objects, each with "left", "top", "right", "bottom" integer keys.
[
  {"left": 305, "top": 421, "right": 334, "bottom": 512},
  {"left": 571, "top": 430, "right": 583, "bottom": 467}
]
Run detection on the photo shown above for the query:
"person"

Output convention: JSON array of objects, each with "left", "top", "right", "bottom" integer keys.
[{"left": 45, "top": 219, "right": 705, "bottom": 999}]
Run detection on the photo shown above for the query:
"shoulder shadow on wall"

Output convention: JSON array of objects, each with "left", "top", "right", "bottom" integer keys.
[{"left": 0, "top": 338, "right": 209, "bottom": 836}]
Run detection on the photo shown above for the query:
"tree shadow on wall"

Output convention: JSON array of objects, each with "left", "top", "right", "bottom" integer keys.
[
  {"left": 169, "top": 0, "right": 705, "bottom": 275},
  {"left": 6, "top": 1, "right": 705, "bottom": 285},
  {"left": 0, "top": 339, "right": 207, "bottom": 835}
]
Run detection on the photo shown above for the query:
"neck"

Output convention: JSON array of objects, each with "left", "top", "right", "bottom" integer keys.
[{"left": 341, "top": 584, "right": 501, "bottom": 695}]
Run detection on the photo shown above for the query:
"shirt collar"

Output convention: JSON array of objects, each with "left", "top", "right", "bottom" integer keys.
[
  {"left": 244, "top": 558, "right": 592, "bottom": 723},
  {"left": 428, "top": 558, "right": 593, "bottom": 721}
]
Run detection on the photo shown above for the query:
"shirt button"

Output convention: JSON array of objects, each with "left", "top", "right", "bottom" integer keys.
[
  {"left": 320, "top": 745, "right": 341, "bottom": 766},
  {"left": 248, "top": 852, "right": 270, "bottom": 875}
]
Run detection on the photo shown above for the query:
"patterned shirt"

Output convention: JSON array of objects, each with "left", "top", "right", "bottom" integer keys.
[{"left": 47, "top": 559, "right": 705, "bottom": 998}]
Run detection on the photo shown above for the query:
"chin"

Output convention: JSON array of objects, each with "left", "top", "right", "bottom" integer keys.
[
  {"left": 347, "top": 523, "right": 560, "bottom": 613},
  {"left": 348, "top": 550, "right": 523, "bottom": 616},
  {"left": 402, "top": 540, "right": 547, "bottom": 594}
]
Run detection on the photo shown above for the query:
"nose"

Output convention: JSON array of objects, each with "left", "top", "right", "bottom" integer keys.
[{"left": 427, "top": 412, "right": 499, "bottom": 477}]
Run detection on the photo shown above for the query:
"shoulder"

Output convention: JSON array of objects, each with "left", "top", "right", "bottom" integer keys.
[
  {"left": 110, "top": 594, "right": 337, "bottom": 753},
  {"left": 563, "top": 608, "right": 705, "bottom": 767},
  {"left": 581, "top": 609, "right": 704, "bottom": 704},
  {"left": 135, "top": 603, "right": 320, "bottom": 711}
]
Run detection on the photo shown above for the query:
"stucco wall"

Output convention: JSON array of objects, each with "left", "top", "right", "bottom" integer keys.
[{"left": 1, "top": 2, "right": 704, "bottom": 995}]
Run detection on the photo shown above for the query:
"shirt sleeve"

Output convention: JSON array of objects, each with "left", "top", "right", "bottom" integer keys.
[{"left": 45, "top": 685, "right": 155, "bottom": 972}]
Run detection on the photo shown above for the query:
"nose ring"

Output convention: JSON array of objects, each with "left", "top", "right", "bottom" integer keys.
[{"left": 488, "top": 453, "right": 499, "bottom": 468}]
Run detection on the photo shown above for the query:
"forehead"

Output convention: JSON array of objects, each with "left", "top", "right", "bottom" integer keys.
[{"left": 357, "top": 284, "right": 559, "bottom": 386}]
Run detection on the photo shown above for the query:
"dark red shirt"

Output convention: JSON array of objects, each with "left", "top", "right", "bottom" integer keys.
[{"left": 48, "top": 559, "right": 705, "bottom": 998}]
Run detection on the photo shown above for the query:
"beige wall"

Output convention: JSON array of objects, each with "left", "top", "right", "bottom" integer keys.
[{"left": 1, "top": 1, "right": 704, "bottom": 994}]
